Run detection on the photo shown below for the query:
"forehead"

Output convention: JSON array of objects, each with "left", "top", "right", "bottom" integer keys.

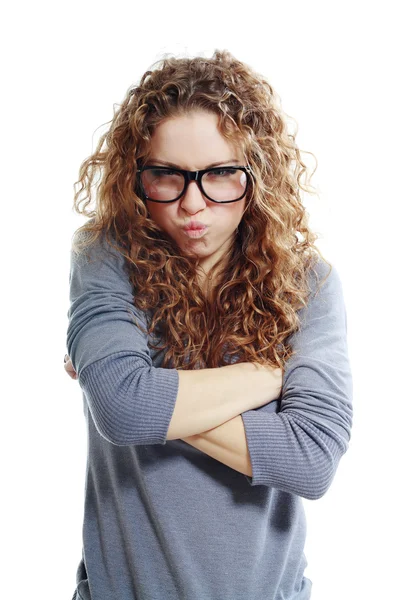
[{"left": 148, "top": 111, "right": 244, "bottom": 168}]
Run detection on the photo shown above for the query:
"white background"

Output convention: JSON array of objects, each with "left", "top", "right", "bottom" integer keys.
[{"left": 1, "top": 1, "right": 399, "bottom": 598}]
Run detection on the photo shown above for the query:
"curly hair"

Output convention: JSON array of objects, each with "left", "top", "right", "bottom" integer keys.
[{"left": 71, "top": 49, "right": 332, "bottom": 370}]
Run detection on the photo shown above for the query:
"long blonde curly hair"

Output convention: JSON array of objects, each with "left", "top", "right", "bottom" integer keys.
[{"left": 71, "top": 49, "right": 331, "bottom": 370}]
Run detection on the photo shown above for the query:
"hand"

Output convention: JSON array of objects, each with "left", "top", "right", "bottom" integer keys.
[
  {"left": 64, "top": 354, "right": 78, "bottom": 379},
  {"left": 259, "top": 365, "right": 283, "bottom": 404},
  {"left": 239, "top": 362, "right": 283, "bottom": 407},
  {"left": 264, "top": 365, "right": 283, "bottom": 397}
]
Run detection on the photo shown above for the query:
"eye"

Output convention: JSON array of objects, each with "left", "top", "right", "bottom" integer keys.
[
  {"left": 207, "top": 168, "right": 237, "bottom": 177},
  {"left": 149, "top": 168, "right": 178, "bottom": 177}
]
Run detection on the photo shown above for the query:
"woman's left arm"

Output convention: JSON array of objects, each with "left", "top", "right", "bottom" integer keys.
[{"left": 185, "top": 260, "right": 353, "bottom": 500}]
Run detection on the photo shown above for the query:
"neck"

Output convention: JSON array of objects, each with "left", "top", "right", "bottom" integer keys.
[{"left": 196, "top": 269, "right": 214, "bottom": 298}]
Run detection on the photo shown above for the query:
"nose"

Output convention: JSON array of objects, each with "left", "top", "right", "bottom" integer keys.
[{"left": 179, "top": 180, "right": 207, "bottom": 214}]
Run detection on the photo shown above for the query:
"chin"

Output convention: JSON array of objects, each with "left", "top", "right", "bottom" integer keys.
[{"left": 178, "top": 239, "right": 210, "bottom": 254}]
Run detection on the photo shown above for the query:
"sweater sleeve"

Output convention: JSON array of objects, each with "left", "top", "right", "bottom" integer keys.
[
  {"left": 66, "top": 230, "right": 179, "bottom": 446},
  {"left": 241, "top": 260, "right": 353, "bottom": 499}
]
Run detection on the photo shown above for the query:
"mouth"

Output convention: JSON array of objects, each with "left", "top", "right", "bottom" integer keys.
[
  {"left": 183, "top": 220, "right": 208, "bottom": 230},
  {"left": 182, "top": 225, "right": 208, "bottom": 239}
]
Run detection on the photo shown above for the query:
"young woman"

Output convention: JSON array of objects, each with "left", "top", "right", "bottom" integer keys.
[{"left": 65, "top": 49, "right": 353, "bottom": 600}]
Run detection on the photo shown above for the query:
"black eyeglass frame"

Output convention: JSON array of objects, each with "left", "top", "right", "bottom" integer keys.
[{"left": 136, "top": 165, "right": 253, "bottom": 204}]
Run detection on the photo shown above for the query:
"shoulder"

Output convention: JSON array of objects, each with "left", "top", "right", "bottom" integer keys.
[
  {"left": 71, "top": 227, "right": 127, "bottom": 270},
  {"left": 289, "top": 255, "right": 347, "bottom": 342},
  {"left": 307, "top": 255, "right": 343, "bottom": 302}
]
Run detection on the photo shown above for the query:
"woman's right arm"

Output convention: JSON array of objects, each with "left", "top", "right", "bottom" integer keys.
[
  {"left": 67, "top": 231, "right": 281, "bottom": 446},
  {"left": 65, "top": 353, "right": 282, "bottom": 440},
  {"left": 167, "top": 364, "right": 282, "bottom": 440}
]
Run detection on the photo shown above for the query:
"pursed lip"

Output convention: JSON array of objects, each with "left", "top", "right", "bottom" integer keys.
[{"left": 183, "top": 221, "right": 208, "bottom": 231}]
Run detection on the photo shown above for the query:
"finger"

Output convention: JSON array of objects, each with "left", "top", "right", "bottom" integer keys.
[
  {"left": 65, "top": 366, "right": 77, "bottom": 379},
  {"left": 64, "top": 357, "right": 76, "bottom": 372},
  {"left": 64, "top": 359, "right": 77, "bottom": 378},
  {"left": 68, "top": 362, "right": 77, "bottom": 375}
]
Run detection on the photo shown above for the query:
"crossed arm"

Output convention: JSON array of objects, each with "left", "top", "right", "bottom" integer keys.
[
  {"left": 67, "top": 241, "right": 353, "bottom": 499},
  {"left": 64, "top": 354, "right": 253, "bottom": 477},
  {"left": 182, "top": 414, "right": 252, "bottom": 477}
]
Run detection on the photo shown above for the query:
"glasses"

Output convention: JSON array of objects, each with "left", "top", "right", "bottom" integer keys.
[{"left": 136, "top": 165, "right": 252, "bottom": 204}]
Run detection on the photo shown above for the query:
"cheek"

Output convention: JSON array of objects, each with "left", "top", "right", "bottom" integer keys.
[
  {"left": 211, "top": 211, "right": 243, "bottom": 240},
  {"left": 225, "top": 204, "right": 246, "bottom": 228},
  {"left": 147, "top": 205, "right": 172, "bottom": 229}
]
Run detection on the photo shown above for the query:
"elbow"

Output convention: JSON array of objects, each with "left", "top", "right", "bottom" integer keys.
[
  {"left": 245, "top": 412, "right": 350, "bottom": 499},
  {"left": 290, "top": 416, "right": 350, "bottom": 500},
  {"left": 78, "top": 354, "right": 173, "bottom": 447},
  {"left": 90, "top": 410, "right": 146, "bottom": 447},
  {"left": 80, "top": 378, "right": 147, "bottom": 446},
  {"left": 300, "top": 462, "right": 336, "bottom": 500},
  {"left": 262, "top": 441, "right": 346, "bottom": 500},
  {"left": 298, "top": 443, "right": 347, "bottom": 500},
  {"left": 95, "top": 425, "right": 165, "bottom": 448}
]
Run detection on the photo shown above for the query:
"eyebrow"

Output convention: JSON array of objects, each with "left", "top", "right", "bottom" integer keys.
[{"left": 147, "top": 158, "right": 241, "bottom": 169}]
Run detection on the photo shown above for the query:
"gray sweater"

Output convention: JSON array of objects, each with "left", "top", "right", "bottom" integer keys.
[{"left": 66, "top": 231, "right": 353, "bottom": 600}]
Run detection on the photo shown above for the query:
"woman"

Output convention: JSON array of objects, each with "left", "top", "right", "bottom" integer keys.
[{"left": 65, "top": 49, "right": 353, "bottom": 600}]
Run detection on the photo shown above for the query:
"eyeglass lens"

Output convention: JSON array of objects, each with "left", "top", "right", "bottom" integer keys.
[{"left": 140, "top": 168, "right": 247, "bottom": 202}]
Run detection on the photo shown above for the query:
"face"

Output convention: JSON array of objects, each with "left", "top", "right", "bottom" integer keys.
[{"left": 143, "top": 110, "right": 247, "bottom": 275}]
